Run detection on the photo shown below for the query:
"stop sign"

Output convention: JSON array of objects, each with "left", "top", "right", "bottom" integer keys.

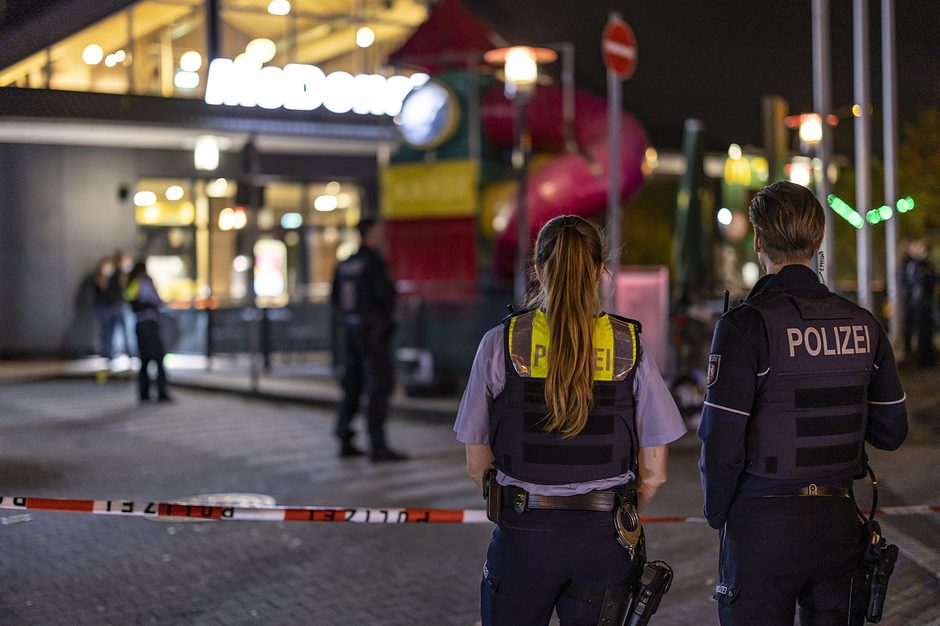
[{"left": 602, "top": 17, "right": 637, "bottom": 79}]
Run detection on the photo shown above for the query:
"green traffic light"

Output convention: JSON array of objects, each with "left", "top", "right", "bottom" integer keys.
[
  {"left": 827, "top": 194, "right": 863, "bottom": 229},
  {"left": 878, "top": 205, "right": 893, "bottom": 221}
]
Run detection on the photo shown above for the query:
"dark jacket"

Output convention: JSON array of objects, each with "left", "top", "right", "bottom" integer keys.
[{"left": 330, "top": 246, "right": 396, "bottom": 327}]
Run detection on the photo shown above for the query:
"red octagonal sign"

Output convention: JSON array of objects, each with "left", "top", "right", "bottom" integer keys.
[{"left": 602, "top": 17, "right": 637, "bottom": 79}]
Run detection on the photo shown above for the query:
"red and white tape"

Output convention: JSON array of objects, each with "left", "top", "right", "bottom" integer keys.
[{"left": 1, "top": 496, "right": 938, "bottom": 524}]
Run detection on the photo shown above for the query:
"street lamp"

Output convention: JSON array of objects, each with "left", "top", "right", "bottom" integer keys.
[{"left": 485, "top": 45, "right": 556, "bottom": 306}]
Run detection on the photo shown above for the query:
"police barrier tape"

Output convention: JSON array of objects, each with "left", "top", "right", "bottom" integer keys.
[{"left": 1, "top": 496, "right": 939, "bottom": 524}]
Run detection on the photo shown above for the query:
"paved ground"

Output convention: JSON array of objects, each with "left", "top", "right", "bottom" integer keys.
[{"left": 0, "top": 366, "right": 938, "bottom": 625}]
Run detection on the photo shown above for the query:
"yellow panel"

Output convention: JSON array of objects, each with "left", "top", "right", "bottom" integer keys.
[
  {"left": 592, "top": 315, "right": 614, "bottom": 381},
  {"left": 381, "top": 159, "right": 479, "bottom": 220},
  {"left": 530, "top": 310, "right": 550, "bottom": 379}
]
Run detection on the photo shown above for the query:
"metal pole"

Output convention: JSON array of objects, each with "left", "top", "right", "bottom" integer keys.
[
  {"left": 126, "top": 8, "right": 135, "bottom": 94},
  {"left": 812, "top": 0, "right": 834, "bottom": 286},
  {"left": 467, "top": 59, "right": 481, "bottom": 163},
  {"left": 561, "top": 42, "right": 577, "bottom": 154},
  {"left": 43, "top": 48, "right": 52, "bottom": 89},
  {"left": 606, "top": 66, "right": 621, "bottom": 314},
  {"left": 882, "top": 0, "right": 900, "bottom": 343},
  {"left": 854, "top": 0, "right": 873, "bottom": 311},
  {"left": 514, "top": 97, "right": 530, "bottom": 306},
  {"left": 244, "top": 136, "right": 262, "bottom": 391},
  {"left": 206, "top": 0, "right": 220, "bottom": 62}
]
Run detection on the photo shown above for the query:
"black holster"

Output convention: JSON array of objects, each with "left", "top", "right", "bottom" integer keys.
[
  {"left": 482, "top": 468, "right": 501, "bottom": 524},
  {"left": 588, "top": 560, "right": 674, "bottom": 626},
  {"left": 849, "top": 519, "right": 899, "bottom": 624},
  {"left": 621, "top": 560, "right": 674, "bottom": 626}
]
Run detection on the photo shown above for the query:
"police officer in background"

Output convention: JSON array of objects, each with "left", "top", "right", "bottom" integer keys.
[
  {"left": 698, "top": 181, "right": 908, "bottom": 625},
  {"left": 124, "top": 260, "right": 171, "bottom": 403},
  {"left": 456, "top": 215, "right": 686, "bottom": 625},
  {"left": 331, "top": 218, "right": 408, "bottom": 462}
]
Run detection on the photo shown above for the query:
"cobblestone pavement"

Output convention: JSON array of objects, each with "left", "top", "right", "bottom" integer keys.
[{"left": 0, "top": 377, "right": 938, "bottom": 625}]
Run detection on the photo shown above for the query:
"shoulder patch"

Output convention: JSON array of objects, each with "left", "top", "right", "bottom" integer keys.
[{"left": 706, "top": 353, "right": 721, "bottom": 387}]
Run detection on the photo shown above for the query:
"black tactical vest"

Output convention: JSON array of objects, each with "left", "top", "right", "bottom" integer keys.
[
  {"left": 489, "top": 309, "right": 641, "bottom": 485},
  {"left": 743, "top": 293, "right": 875, "bottom": 480}
]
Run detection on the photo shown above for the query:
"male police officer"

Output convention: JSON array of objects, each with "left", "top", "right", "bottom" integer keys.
[
  {"left": 331, "top": 218, "right": 408, "bottom": 462},
  {"left": 698, "top": 181, "right": 908, "bottom": 625}
]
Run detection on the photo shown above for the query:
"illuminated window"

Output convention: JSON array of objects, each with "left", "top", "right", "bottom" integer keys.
[
  {"left": 133, "top": 177, "right": 198, "bottom": 304},
  {"left": 0, "top": 0, "right": 429, "bottom": 99}
]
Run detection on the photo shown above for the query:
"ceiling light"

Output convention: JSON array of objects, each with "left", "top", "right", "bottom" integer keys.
[
  {"left": 356, "top": 26, "right": 375, "bottom": 48},
  {"left": 180, "top": 51, "right": 203, "bottom": 73},
  {"left": 165, "top": 185, "right": 184, "bottom": 201},
  {"left": 314, "top": 195, "right": 338, "bottom": 212},
  {"left": 134, "top": 191, "right": 157, "bottom": 207},
  {"left": 82, "top": 44, "right": 104, "bottom": 65},
  {"left": 267, "top": 0, "right": 291, "bottom": 15}
]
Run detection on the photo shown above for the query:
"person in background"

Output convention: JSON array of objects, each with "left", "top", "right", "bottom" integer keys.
[
  {"left": 124, "top": 260, "right": 171, "bottom": 403},
  {"left": 698, "top": 182, "right": 907, "bottom": 625},
  {"left": 330, "top": 218, "right": 408, "bottom": 462},
  {"left": 92, "top": 257, "right": 117, "bottom": 362},
  {"left": 456, "top": 215, "right": 686, "bottom": 625},
  {"left": 900, "top": 238, "right": 936, "bottom": 366},
  {"left": 107, "top": 249, "right": 137, "bottom": 360}
]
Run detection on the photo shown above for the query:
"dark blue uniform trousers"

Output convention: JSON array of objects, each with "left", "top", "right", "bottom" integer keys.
[
  {"left": 481, "top": 504, "right": 642, "bottom": 626},
  {"left": 335, "top": 325, "right": 394, "bottom": 450},
  {"left": 717, "top": 495, "right": 863, "bottom": 625},
  {"left": 135, "top": 319, "right": 168, "bottom": 401}
]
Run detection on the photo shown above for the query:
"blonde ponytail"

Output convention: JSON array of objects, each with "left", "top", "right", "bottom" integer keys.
[{"left": 528, "top": 215, "right": 605, "bottom": 438}]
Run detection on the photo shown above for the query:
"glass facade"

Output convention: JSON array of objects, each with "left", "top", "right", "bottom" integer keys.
[
  {"left": 134, "top": 177, "right": 361, "bottom": 308},
  {"left": 0, "top": 0, "right": 422, "bottom": 311},
  {"left": 0, "top": 0, "right": 427, "bottom": 97}
]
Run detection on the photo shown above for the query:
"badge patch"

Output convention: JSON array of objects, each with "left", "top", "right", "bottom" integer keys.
[{"left": 706, "top": 354, "right": 721, "bottom": 387}]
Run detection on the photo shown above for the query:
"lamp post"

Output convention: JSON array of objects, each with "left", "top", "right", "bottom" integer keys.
[{"left": 485, "top": 45, "right": 556, "bottom": 306}]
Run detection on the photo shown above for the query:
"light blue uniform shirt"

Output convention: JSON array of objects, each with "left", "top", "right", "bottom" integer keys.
[{"left": 454, "top": 325, "right": 687, "bottom": 496}]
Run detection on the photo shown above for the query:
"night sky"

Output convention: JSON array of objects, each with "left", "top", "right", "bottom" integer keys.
[{"left": 461, "top": 0, "right": 940, "bottom": 153}]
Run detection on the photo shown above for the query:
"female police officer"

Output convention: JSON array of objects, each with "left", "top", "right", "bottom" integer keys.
[{"left": 454, "top": 215, "right": 686, "bottom": 625}]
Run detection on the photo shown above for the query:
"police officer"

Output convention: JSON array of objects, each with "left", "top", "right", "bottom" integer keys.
[
  {"left": 698, "top": 181, "right": 908, "bottom": 625},
  {"left": 331, "top": 218, "right": 408, "bottom": 462},
  {"left": 124, "top": 260, "right": 171, "bottom": 403},
  {"left": 455, "top": 215, "right": 686, "bottom": 625}
]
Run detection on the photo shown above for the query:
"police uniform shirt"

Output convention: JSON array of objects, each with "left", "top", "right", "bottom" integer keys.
[
  {"left": 454, "top": 324, "right": 686, "bottom": 496},
  {"left": 698, "top": 264, "right": 908, "bottom": 529}
]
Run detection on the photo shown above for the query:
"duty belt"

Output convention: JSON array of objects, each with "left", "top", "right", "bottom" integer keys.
[
  {"left": 501, "top": 486, "right": 618, "bottom": 513},
  {"left": 763, "top": 484, "right": 851, "bottom": 498}
]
